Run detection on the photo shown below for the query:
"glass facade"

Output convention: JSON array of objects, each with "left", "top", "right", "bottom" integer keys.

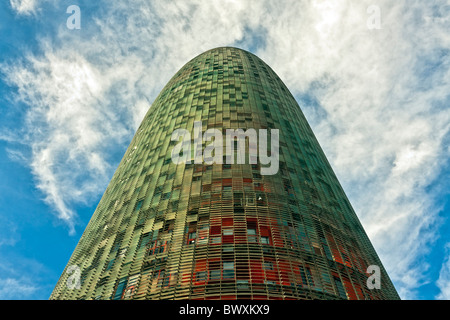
[{"left": 50, "top": 47, "right": 399, "bottom": 300}]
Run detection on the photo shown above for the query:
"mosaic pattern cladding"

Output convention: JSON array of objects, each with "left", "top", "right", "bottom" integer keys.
[{"left": 50, "top": 47, "right": 399, "bottom": 300}]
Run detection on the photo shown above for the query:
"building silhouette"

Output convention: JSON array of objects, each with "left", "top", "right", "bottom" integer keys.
[{"left": 50, "top": 47, "right": 399, "bottom": 300}]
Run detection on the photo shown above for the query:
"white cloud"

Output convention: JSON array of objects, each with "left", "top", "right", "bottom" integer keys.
[
  {"left": 2, "top": 0, "right": 450, "bottom": 298},
  {"left": 436, "top": 244, "right": 450, "bottom": 300},
  {"left": 9, "top": 0, "right": 38, "bottom": 15},
  {"left": 0, "top": 258, "right": 46, "bottom": 299},
  {"left": 2, "top": 44, "right": 137, "bottom": 233},
  {"left": 0, "top": 278, "right": 38, "bottom": 299},
  {"left": 9, "top": 0, "right": 58, "bottom": 16},
  {"left": 0, "top": 218, "right": 19, "bottom": 248}
]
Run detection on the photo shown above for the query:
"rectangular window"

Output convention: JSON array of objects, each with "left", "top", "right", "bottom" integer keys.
[
  {"left": 210, "top": 236, "right": 221, "bottom": 244},
  {"left": 247, "top": 228, "right": 257, "bottom": 243},
  {"left": 223, "top": 228, "right": 234, "bottom": 236},
  {"left": 299, "top": 266, "right": 314, "bottom": 287},
  {"left": 223, "top": 261, "right": 235, "bottom": 279},
  {"left": 135, "top": 200, "right": 143, "bottom": 211},
  {"left": 198, "top": 234, "right": 208, "bottom": 244},
  {"left": 334, "top": 276, "right": 347, "bottom": 299},
  {"left": 112, "top": 277, "right": 128, "bottom": 300},
  {"left": 163, "top": 273, "right": 171, "bottom": 288},
  {"left": 106, "top": 259, "right": 115, "bottom": 271},
  {"left": 265, "top": 280, "right": 277, "bottom": 291},
  {"left": 148, "top": 240, "right": 168, "bottom": 255},
  {"left": 222, "top": 246, "right": 234, "bottom": 253},
  {"left": 260, "top": 236, "right": 270, "bottom": 244},
  {"left": 161, "top": 192, "right": 171, "bottom": 200},
  {"left": 263, "top": 262, "right": 274, "bottom": 270},
  {"left": 237, "top": 280, "right": 249, "bottom": 290},
  {"left": 196, "top": 271, "right": 207, "bottom": 282},
  {"left": 210, "top": 270, "right": 221, "bottom": 280},
  {"left": 188, "top": 232, "right": 196, "bottom": 245}
]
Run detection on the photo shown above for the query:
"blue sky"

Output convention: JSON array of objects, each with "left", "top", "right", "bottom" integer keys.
[{"left": 0, "top": 0, "right": 449, "bottom": 300}]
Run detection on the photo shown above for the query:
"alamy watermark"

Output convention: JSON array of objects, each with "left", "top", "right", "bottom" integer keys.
[
  {"left": 367, "top": 5, "right": 382, "bottom": 30},
  {"left": 171, "top": 121, "right": 279, "bottom": 175},
  {"left": 66, "top": 265, "right": 81, "bottom": 289},
  {"left": 66, "top": 5, "right": 81, "bottom": 30},
  {"left": 366, "top": 265, "right": 381, "bottom": 289}
]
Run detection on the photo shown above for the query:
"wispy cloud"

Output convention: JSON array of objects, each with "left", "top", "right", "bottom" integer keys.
[
  {"left": 2, "top": 44, "right": 135, "bottom": 233},
  {"left": 436, "top": 244, "right": 450, "bottom": 300},
  {"left": 2, "top": 0, "right": 449, "bottom": 299},
  {"left": 0, "top": 257, "right": 46, "bottom": 299},
  {"left": 9, "top": 0, "right": 39, "bottom": 16},
  {"left": 8, "top": 0, "right": 57, "bottom": 16},
  {"left": 0, "top": 278, "right": 38, "bottom": 299},
  {"left": 9, "top": 0, "right": 36, "bottom": 15},
  {"left": 0, "top": 217, "right": 19, "bottom": 248}
]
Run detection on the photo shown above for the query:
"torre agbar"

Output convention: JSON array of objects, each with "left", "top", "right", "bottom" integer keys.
[{"left": 51, "top": 47, "right": 399, "bottom": 300}]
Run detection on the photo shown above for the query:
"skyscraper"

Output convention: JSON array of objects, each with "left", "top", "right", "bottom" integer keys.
[{"left": 50, "top": 47, "right": 399, "bottom": 300}]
